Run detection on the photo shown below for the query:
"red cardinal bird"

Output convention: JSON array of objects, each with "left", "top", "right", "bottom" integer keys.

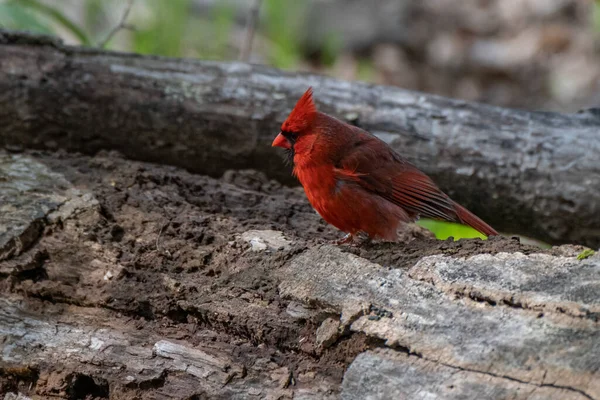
[{"left": 272, "top": 87, "right": 498, "bottom": 243}]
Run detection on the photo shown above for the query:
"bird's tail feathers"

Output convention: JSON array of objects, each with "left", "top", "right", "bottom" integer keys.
[{"left": 452, "top": 202, "right": 498, "bottom": 237}]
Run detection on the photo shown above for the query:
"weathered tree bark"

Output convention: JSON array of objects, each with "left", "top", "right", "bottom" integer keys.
[
  {"left": 1, "top": 151, "right": 599, "bottom": 400},
  {"left": 0, "top": 30, "right": 599, "bottom": 247}
]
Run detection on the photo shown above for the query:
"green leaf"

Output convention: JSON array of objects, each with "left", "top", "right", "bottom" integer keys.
[
  {"left": 0, "top": 3, "right": 54, "bottom": 34},
  {"left": 416, "top": 219, "right": 487, "bottom": 240},
  {"left": 577, "top": 249, "right": 595, "bottom": 260},
  {"left": 14, "top": 0, "right": 91, "bottom": 45}
]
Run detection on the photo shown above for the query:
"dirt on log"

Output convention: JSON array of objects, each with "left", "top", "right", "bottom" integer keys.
[
  {"left": 0, "top": 30, "right": 599, "bottom": 247},
  {"left": 1, "top": 149, "right": 599, "bottom": 400}
]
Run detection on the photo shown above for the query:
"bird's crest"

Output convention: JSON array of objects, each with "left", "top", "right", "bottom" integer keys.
[{"left": 281, "top": 87, "right": 317, "bottom": 133}]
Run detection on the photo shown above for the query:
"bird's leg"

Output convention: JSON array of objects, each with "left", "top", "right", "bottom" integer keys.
[{"left": 334, "top": 233, "right": 354, "bottom": 245}]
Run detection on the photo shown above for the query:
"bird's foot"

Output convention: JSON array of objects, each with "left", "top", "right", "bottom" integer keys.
[
  {"left": 334, "top": 233, "right": 354, "bottom": 245},
  {"left": 333, "top": 233, "right": 373, "bottom": 246}
]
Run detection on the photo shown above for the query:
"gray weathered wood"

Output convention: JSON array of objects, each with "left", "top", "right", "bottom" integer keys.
[
  {"left": 0, "top": 30, "right": 598, "bottom": 247},
  {"left": 279, "top": 246, "right": 600, "bottom": 399},
  {"left": 0, "top": 153, "right": 70, "bottom": 261},
  {"left": 0, "top": 297, "right": 309, "bottom": 399},
  {"left": 1, "top": 152, "right": 599, "bottom": 400},
  {"left": 342, "top": 350, "right": 591, "bottom": 400}
]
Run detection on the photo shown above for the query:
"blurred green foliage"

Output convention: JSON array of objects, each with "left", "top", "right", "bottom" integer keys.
[
  {"left": 357, "top": 58, "right": 376, "bottom": 82},
  {"left": 0, "top": 0, "right": 341, "bottom": 68},
  {"left": 131, "top": 0, "right": 192, "bottom": 57},
  {"left": 594, "top": 0, "right": 600, "bottom": 33},
  {"left": 0, "top": 0, "right": 91, "bottom": 43},
  {"left": 0, "top": 1, "right": 50, "bottom": 34},
  {"left": 263, "top": 0, "right": 304, "bottom": 68},
  {"left": 0, "top": 0, "right": 309, "bottom": 64}
]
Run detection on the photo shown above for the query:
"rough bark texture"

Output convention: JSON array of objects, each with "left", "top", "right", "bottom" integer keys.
[
  {"left": 1, "top": 150, "right": 599, "bottom": 400},
  {"left": 1, "top": 31, "right": 599, "bottom": 247}
]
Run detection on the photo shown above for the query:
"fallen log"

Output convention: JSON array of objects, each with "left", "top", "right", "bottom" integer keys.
[
  {"left": 1, "top": 151, "right": 599, "bottom": 399},
  {"left": 0, "top": 30, "right": 599, "bottom": 247}
]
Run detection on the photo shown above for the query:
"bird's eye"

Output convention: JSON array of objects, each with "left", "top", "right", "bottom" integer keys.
[{"left": 282, "top": 131, "right": 298, "bottom": 143}]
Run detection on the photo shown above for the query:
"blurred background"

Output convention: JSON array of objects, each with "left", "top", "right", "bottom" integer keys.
[
  {"left": 2, "top": 0, "right": 600, "bottom": 112},
  {"left": 2, "top": 0, "right": 599, "bottom": 244}
]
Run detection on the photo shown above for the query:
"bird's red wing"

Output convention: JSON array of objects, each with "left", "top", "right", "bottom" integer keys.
[
  {"left": 387, "top": 169, "right": 459, "bottom": 221},
  {"left": 333, "top": 133, "right": 455, "bottom": 220},
  {"left": 334, "top": 134, "right": 498, "bottom": 236},
  {"left": 385, "top": 168, "right": 499, "bottom": 236},
  {"left": 343, "top": 165, "right": 458, "bottom": 221}
]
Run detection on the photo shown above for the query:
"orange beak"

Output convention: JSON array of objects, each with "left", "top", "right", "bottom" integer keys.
[{"left": 271, "top": 132, "right": 291, "bottom": 149}]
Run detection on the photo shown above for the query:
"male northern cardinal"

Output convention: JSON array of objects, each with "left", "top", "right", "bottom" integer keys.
[{"left": 272, "top": 87, "right": 498, "bottom": 243}]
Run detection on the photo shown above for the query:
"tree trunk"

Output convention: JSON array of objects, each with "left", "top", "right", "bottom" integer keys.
[
  {"left": 1, "top": 150, "right": 599, "bottom": 400},
  {"left": 0, "top": 30, "right": 599, "bottom": 246}
]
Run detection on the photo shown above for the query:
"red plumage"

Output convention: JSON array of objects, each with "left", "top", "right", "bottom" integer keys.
[{"left": 272, "top": 87, "right": 498, "bottom": 242}]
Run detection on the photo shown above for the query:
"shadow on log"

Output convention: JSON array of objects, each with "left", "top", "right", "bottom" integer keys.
[{"left": 0, "top": 30, "right": 599, "bottom": 245}]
